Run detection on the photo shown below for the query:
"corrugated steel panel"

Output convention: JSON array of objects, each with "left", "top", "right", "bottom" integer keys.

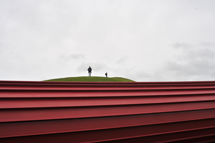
[{"left": 0, "top": 80, "right": 214, "bottom": 143}]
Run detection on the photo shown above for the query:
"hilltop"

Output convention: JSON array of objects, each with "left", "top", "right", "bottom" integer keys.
[{"left": 45, "top": 76, "right": 134, "bottom": 82}]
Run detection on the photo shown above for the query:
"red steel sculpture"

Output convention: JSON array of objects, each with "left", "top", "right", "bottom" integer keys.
[{"left": 0, "top": 80, "right": 214, "bottom": 143}]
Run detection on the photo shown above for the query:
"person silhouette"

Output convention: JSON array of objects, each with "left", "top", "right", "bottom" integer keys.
[
  {"left": 105, "top": 72, "right": 108, "bottom": 78},
  {"left": 88, "top": 66, "right": 92, "bottom": 77}
]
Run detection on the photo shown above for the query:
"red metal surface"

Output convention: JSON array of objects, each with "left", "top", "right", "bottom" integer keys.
[{"left": 0, "top": 80, "right": 214, "bottom": 143}]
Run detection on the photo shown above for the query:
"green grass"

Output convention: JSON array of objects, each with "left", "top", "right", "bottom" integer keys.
[{"left": 45, "top": 76, "right": 134, "bottom": 82}]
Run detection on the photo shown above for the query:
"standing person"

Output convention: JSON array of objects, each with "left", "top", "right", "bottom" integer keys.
[
  {"left": 88, "top": 66, "right": 92, "bottom": 77},
  {"left": 105, "top": 72, "right": 108, "bottom": 78}
]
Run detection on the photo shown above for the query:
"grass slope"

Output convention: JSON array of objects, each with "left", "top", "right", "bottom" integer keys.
[{"left": 46, "top": 76, "right": 134, "bottom": 82}]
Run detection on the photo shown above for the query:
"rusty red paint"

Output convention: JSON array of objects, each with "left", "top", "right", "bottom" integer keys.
[{"left": 0, "top": 80, "right": 214, "bottom": 143}]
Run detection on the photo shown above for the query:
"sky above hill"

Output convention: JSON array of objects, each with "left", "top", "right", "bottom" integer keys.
[{"left": 0, "top": 0, "right": 214, "bottom": 81}]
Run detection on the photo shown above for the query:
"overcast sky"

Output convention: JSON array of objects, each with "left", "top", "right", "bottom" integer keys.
[{"left": 0, "top": 0, "right": 214, "bottom": 81}]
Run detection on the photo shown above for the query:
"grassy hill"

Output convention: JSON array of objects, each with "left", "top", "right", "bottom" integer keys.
[{"left": 45, "top": 76, "right": 134, "bottom": 82}]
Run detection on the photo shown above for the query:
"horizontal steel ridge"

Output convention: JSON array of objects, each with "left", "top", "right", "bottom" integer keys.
[{"left": 0, "top": 80, "right": 214, "bottom": 143}]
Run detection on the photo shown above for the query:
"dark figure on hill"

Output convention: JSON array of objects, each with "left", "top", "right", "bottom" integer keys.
[
  {"left": 105, "top": 72, "right": 108, "bottom": 78},
  {"left": 88, "top": 66, "right": 92, "bottom": 77}
]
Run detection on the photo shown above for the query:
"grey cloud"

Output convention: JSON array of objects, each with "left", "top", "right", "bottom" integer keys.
[
  {"left": 172, "top": 43, "right": 191, "bottom": 49},
  {"left": 133, "top": 42, "right": 214, "bottom": 81},
  {"left": 116, "top": 57, "right": 128, "bottom": 64},
  {"left": 162, "top": 42, "right": 214, "bottom": 80},
  {"left": 132, "top": 71, "right": 154, "bottom": 81},
  {"left": 59, "top": 54, "right": 85, "bottom": 61}
]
